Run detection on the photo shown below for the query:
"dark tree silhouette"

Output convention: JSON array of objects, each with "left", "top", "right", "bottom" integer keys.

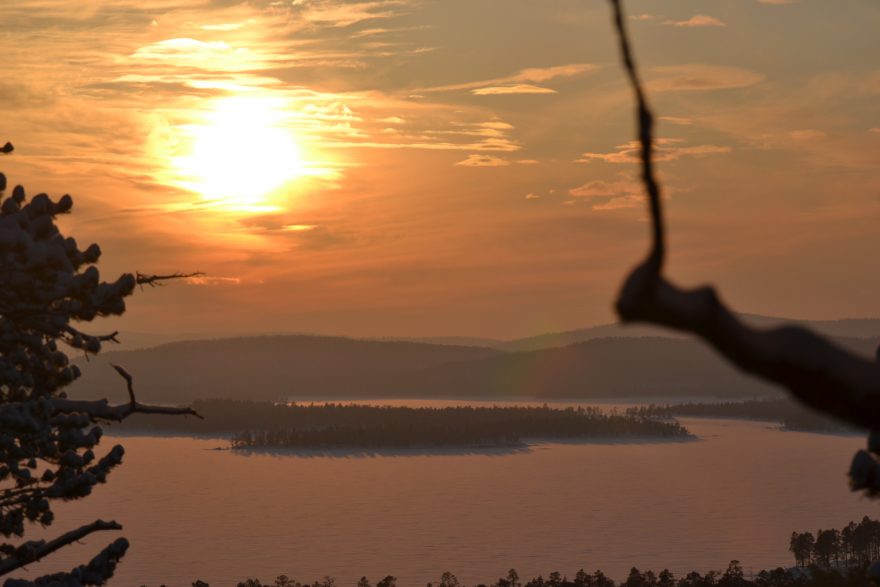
[
  {"left": 606, "top": 0, "right": 880, "bottom": 578},
  {"left": 0, "top": 153, "right": 201, "bottom": 585},
  {"left": 605, "top": 0, "right": 880, "bottom": 490}
]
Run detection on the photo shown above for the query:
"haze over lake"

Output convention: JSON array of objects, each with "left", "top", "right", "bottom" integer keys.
[{"left": 24, "top": 412, "right": 867, "bottom": 587}]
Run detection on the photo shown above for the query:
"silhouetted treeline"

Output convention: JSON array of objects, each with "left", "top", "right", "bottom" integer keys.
[
  {"left": 789, "top": 516, "right": 880, "bottom": 569},
  {"left": 625, "top": 400, "right": 857, "bottom": 433},
  {"left": 209, "top": 402, "right": 693, "bottom": 450},
  {"left": 184, "top": 558, "right": 870, "bottom": 587}
]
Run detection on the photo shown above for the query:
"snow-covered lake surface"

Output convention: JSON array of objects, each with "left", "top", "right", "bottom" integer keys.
[{"left": 21, "top": 411, "right": 868, "bottom": 587}]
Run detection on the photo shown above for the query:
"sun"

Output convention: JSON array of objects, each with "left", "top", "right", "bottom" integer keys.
[{"left": 170, "top": 96, "right": 306, "bottom": 212}]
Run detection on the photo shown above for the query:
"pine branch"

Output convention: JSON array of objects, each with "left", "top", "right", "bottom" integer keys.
[{"left": 0, "top": 520, "right": 120, "bottom": 576}]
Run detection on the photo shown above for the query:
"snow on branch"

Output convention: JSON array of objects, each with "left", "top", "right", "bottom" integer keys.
[
  {"left": 0, "top": 520, "right": 122, "bottom": 577},
  {"left": 0, "top": 167, "right": 202, "bottom": 583}
]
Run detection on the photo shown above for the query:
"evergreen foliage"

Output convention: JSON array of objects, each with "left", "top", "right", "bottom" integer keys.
[{"left": 0, "top": 165, "right": 198, "bottom": 586}]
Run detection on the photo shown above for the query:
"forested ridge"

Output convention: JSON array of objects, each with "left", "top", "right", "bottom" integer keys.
[
  {"left": 789, "top": 517, "right": 880, "bottom": 568},
  {"left": 191, "top": 520, "right": 880, "bottom": 587}
]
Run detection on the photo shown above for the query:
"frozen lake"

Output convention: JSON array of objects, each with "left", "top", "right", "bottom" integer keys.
[{"left": 20, "top": 414, "right": 869, "bottom": 586}]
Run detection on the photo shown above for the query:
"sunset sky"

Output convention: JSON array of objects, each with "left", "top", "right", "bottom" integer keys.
[{"left": 1, "top": 0, "right": 878, "bottom": 341}]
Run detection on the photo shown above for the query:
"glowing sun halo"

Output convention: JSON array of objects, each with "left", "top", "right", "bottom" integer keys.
[{"left": 171, "top": 97, "right": 305, "bottom": 212}]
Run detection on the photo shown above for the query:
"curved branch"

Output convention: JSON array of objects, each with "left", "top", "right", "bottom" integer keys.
[
  {"left": 64, "top": 326, "right": 119, "bottom": 344},
  {"left": 607, "top": 0, "right": 664, "bottom": 270},
  {"left": 110, "top": 364, "right": 135, "bottom": 406},
  {"left": 0, "top": 520, "right": 120, "bottom": 576},
  {"left": 608, "top": 0, "right": 880, "bottom": 431}
]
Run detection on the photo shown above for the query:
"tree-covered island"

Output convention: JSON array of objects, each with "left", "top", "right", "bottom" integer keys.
[
  {"left": 626, "top": 400, "right": 857, "bottom": 434},
  {"left": 115, "top": 400, "right": 693, "bottom": 450}
]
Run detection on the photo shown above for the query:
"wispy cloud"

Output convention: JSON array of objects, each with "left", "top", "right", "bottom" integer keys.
[
  {"left": 422, "top": 63, "right": 598, "bottom": 94},
  {"left": 290, "top": 0, "right": 409, "bottom": 28},
  {"left": 662, "top": 15, "right": 727, "bottom": 28},
  {"left": 790, "top": 129, "right": 826, "bottom": 140},
  {"left": 648, "top": 65, "right": 764, "bottom": 92},
  {"left": 659, "top": 116, "right": 696, "bottom": 126},
  {"left": 471, "top": 84, "right": 558, "bottom": 96},
  {"left": 577, "top": 139, "right": 731, "bottom": 164},
  {"left": 455, "top": 154, "right": 511, "bottom": 167},
  {"left": 339, "top": 117, "right": 521, "bottom": 152},
  {"left": 569, "top": 178, "right": 643, "bottom": 211},
  {"left": 185, "top": 275, "right": 242, "bottom": 286}
]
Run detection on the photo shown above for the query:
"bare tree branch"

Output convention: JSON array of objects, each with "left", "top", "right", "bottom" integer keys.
[
  {"left": 110, "top": 364, "right": 135, "bottom": 406},
  {"left": 608, "top": 0, "right": 880, "bottom": 432},
  {"left": 607, "top": 0, "right": 664, "bottom": 270},
  {"left": 0, "top": 520, "right": 120, "bottom": 576},
  {"left": 49, "top": 397, "right": 204, "bottom": 421},
  {"left": 136, "top": 271, "right": 204, "bottom": 288}
]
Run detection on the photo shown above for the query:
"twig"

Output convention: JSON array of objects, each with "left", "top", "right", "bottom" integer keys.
[
  {"left": 136, "top": 271, "right": 204, "bottom": 289},
  {"left": 110, "top": 364, "right": 135, "bottom": 406},
  {"left": 608, "top": 0, "right": 880, "bottom": 431}
]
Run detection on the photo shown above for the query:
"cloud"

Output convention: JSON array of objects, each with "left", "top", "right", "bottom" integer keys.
[
  {"left": 338, "top": 117, "right": 521, "bottom": 152},
  {"left": 201, "top": 22, "right": 248, "bottom": 31},
  {"left": 648, "top": 65, "right": 764, "bottom": 92},
  {"left": 870, "top": 128, "right": 880, "bottom": 133},
  {"left": 472, "top": 84, "right": 557, "bottom": 96},
  {"left": 525, "top": 193, "right": 540, "bottom": 199},
  {"left": 662, "top": 15, "right": 727, "bottom": 28},
  {"left": 789, "top": 129, "right": 826, "bottom": 140},
  {"left": 290, "top": 0, "right": 408, "bottom": 28},
  {"left": 577, "top": 139, "right": 731, "bottom": 164},
  {"left": 757, "top": 0, "right": 797, "bottom": 4},
  {"left": 568, "top": 177, "right": 651, "bottom": 211},
  {"left": 659, "top": 116, "right": 695, "bottom": 126},
  {"left": 630, "top": 14, "right": 659, "bottom": 21},
  {"left": 185, "top": 275, "right": 242, "bottom": 286},
  {"left": 454, "top": 154, "right": 511, "bottom": 167},
  {"left": 423, "top": 63, "right": 598, "bottom": 93}
]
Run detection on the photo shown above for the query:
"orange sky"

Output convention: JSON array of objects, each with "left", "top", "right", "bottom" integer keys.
[{"left": 1, "top": 0, "right": 879, "bottom": 341}]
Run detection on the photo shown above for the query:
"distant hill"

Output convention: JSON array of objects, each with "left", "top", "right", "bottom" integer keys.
[
  {"left": 397, "top": 337, "right": 783, "bottom": 399},
  {"left": 497, "top": 323, "right": 680, "bottom": 352},
  {"left": 99, "top": 315, "right": 880, "bottom": 354},
  {"left": 370, "top": 336, "right": 503, "bottom": 348},
  {"left": 69, "top": 335, "right": 502, "bottom": 403},
  {"left": 497, "top": 315, "right": 880, "bottom": 352},
  {"left": 68, "top": 331, "right": 880, "bottom": 403}
]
